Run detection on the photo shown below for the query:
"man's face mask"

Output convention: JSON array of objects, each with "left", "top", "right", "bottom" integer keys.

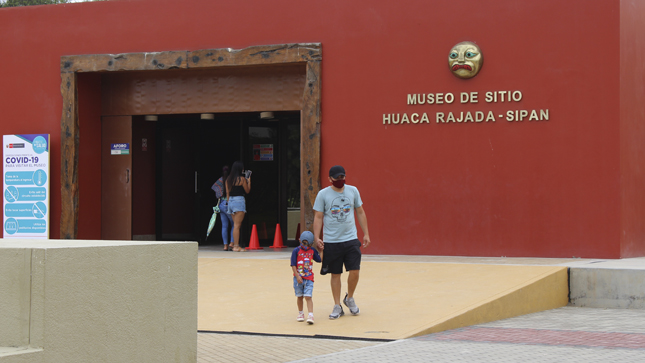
[{"left": 332, "top": 178, "right": 345, "bottom": 188}]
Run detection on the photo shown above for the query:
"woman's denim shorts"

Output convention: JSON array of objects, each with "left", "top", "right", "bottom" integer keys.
[{"left": 227, "top": 196, "right": 246, "bottom": 214}]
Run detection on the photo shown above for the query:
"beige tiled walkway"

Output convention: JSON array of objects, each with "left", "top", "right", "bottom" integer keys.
[{"left": 197, "top": 333, "right": 381, "bottom": 363}]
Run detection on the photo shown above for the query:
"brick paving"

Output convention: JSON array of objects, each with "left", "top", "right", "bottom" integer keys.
[
  {"left": 423, "top": 327, "right": 645, "bottom": 350},
  {"left": 291, "top": 339, "right": 645, "bottom": 363},
  {"left": 197, "top": 333, "right": 381, "bottom": 363},
  {"left": 285, "top": 307, "right": 645, "bottom": 363}
]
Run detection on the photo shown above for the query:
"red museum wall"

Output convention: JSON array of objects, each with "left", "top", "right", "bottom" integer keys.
[
  {"left": 619, "top": 0, "right": 645, "bottom": 257},
  {"left": 0, "top": 0, "right": 642, "bottom": 258}
]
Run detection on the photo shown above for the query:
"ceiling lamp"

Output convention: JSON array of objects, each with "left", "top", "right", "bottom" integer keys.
[{"left": 260, "top": 111, "right": 274, "bottom": 120}]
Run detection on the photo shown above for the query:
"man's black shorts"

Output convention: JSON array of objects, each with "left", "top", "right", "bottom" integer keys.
[{"left": 320, "top": 239, "right": 361, "bottom": 275}]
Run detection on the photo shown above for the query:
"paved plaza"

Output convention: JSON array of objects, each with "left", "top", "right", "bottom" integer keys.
[
  {"left": 196, "top": 248, "right": 645, "bottom": 362},
  {"left": 197, "top": 307, "right": 645, "bottom": 362}
]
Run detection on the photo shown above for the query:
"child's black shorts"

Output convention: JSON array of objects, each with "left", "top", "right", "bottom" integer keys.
[{"left": 320, "top": 239, "right": 361, "bottom": 275}]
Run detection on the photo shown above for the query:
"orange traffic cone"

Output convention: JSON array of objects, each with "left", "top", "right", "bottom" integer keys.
[
  {"left": 247, "top": 224, "right": 263, "bottom": 250},
  {"left": 270, "top": 224, "right": 286, "bottom": 248}
]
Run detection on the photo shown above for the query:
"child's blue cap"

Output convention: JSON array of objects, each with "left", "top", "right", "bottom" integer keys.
[{"left": 300, "top": 231, "right": 314, "bottom": 247}]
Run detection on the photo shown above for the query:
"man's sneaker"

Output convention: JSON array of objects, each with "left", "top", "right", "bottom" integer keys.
[
  {"left": 343, "top": 293, "right": 360, "bottom": 315},
  {"left": 329, "top": 304, "right": 344, "bottom": 319},
  {"left": 297, "top": 312, "right": 305, "bottom": 322},
  {"left": 307, "top": 314, "right": 315, "bottom": 324}
]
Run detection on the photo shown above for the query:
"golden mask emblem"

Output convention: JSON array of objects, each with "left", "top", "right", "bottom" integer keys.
[{"left": 448, "top": 41, "right": 483, "bottom": 79}]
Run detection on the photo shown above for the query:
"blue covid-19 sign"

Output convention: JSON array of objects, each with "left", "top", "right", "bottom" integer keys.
[{"left": 3, "top": 134, "right": 50, "bottom": 238}]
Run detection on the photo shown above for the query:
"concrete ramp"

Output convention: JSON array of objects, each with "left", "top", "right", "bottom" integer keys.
[{"left": 198, "top": 256, "right": 568, "bottom": 340}]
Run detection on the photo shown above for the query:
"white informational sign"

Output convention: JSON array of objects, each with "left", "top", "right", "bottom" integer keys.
[{"left": 3, "top": 134, "right": 50, "bottom": 238}]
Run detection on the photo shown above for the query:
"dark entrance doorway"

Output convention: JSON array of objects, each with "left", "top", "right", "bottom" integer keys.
[
  {"left": 130, "top": 111, "right": 301, "bottom": 247},
  {"left": 62, "top": 44, "right": 321, "bottom": 240}
]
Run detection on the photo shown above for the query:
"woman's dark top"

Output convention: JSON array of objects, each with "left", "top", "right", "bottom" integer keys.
[{"left": 229, "top": 178, "right": 246, "bottom": 197}]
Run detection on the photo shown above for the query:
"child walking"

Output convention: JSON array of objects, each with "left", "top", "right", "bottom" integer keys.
[{"left": 291, "top": 231, "right": 322, "bottom": 324}]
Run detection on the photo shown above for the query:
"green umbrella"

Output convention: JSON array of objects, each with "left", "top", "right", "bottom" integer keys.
[{"left": 206, "top": 203, "right": 220, "bottom": 237}]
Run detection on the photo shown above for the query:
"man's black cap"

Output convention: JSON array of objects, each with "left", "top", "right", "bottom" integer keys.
[{"left": 329, "top": 165, "right": 346, "bottom": 178}]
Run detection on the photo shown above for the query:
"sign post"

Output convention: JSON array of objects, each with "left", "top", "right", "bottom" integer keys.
[{"left": 3, "top": 134, "right": 50, "bottom": 238}]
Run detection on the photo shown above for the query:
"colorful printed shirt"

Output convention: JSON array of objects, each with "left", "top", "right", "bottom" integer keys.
[{"left": 290, "top": 246, "right": 322, "bottom": 282}]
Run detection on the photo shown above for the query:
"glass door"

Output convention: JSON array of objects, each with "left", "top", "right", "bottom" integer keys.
[
  {"left": 245, "top": 125, "right": 280, "bottom": 245},
  {"left": 243, "top": 113, "right": 301, "bottom": 247}
]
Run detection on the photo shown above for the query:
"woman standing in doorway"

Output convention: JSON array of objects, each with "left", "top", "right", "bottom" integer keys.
[
  {"left": 226, "top": 161, "right": 251, "bottom": 252},
  {"left": 215, "top": 166, "right": 234, "bottom": 251}
]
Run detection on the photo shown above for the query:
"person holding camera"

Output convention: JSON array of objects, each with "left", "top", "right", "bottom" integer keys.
[
  {"left": 313, "top": 165, "right": 371, "bottom": 319},
  {"left": 226, "top": 161, "right": 251, "bottom": 252}
]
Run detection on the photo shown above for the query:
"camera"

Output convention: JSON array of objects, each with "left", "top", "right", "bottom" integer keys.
[{"left": 244, "top": 170, "right": 252, "bottom": 179}]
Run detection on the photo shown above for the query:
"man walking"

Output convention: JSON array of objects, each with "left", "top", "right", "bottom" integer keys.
[{"left": 313, "top": 165, "right": 371, "bottom": 319}]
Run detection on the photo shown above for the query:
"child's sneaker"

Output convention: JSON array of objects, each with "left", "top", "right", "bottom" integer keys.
[
  {"left": 343, "top": 293, "right": 360, "bottom": 315},
  {"left": 307, "top": 314, "right": 314, "bottom": 325},
  {"left": 297, "top": 312, "right": 305, "bottom": 322},
  {"left": 329, "top": 304, "right": 344, "bottom": 319}
]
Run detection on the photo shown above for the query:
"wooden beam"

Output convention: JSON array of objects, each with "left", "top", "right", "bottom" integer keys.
[
  {"left": 187, "top": 43, "right": 322, "bottom": 68},
  {"left": 61, "top": 51, "right": 189, "bottom": 73},
  {"left": 60, "top": 44, "right": 321, "bottom": 73},
  {"left": 301, "top": 60, "right": 322, "bottom": 233},
  {"left": 60, "top": 72, "right": 79, "bottom": 239}
]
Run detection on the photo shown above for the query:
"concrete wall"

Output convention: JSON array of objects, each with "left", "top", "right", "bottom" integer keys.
[
  {"left": 0, "top": 240, "right": 197, "bottom": 363},
  {"left": 569, "top": 266, "right": 645, "bottom": 309},
  {"left": 0, "top": 248, "right": 31, "bottom": 348}
]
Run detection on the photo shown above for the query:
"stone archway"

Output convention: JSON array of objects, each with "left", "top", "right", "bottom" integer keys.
[{"left": 60, "top": 43, "right": 321, "bottom": 239}]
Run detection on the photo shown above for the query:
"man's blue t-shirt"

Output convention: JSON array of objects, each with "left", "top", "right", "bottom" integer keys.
[{"left": 313, "top": 185, "right": 363, "bottom": 243}]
